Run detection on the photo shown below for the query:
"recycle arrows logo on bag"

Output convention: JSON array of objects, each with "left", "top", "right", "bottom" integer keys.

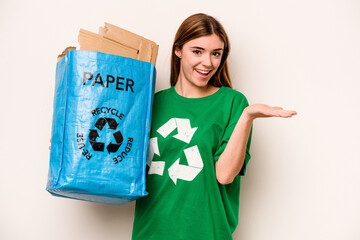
[
  {"left": 89, "top": 117, "right": 124, "bottom": 154},
  {"left": 147, "top": 118, "right": 203, "bottom": 185}
]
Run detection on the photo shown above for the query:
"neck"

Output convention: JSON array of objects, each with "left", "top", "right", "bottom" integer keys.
[{"left": 174, "top": 81, "right": 219, "bottom": 98}]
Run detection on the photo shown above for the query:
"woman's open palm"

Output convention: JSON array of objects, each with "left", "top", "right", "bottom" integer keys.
[{"left": 245, "top": 104, "right": 297, "bottom": 120}]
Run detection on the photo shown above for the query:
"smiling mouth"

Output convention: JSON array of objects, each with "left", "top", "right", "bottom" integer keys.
[{"left": 195, "top": 69, "right": 212, "bottom": 76}]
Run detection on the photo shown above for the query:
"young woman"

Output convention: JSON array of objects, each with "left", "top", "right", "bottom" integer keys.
[{"left": 132, "top": 13, "right": 296, "bottom": 240}]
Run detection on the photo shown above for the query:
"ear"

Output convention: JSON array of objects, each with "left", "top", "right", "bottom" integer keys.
[{"left": 174, "top": 47, "right": 182, "bottom": 58}]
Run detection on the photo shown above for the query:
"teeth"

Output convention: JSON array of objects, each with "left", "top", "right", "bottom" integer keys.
[{"left": 197, "top": 70, "right": 210, "bottom": 74}]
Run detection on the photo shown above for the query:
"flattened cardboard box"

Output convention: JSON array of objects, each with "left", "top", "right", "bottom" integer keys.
[{"left": 57, "top": 22, "right": 159, "bottom": 64}]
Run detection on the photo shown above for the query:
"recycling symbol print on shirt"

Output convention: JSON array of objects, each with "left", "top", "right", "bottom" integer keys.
[{"left": 147, "top": 118, "right": 203, "bottom": 185}]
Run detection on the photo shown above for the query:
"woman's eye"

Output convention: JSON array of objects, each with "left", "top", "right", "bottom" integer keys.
[
  {"left": 193, "top": 50, "right": 201, "bottom": 55},
  {"left": 213, "top": 52, "right": 221, "bottom": 57}
]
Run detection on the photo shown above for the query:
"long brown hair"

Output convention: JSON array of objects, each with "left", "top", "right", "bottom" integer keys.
[{"left": 170, "top": 13, "right": 232, "bottom": 88}]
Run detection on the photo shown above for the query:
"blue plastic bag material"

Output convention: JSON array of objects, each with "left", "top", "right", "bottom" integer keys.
[{"left": 46, "top": 50, "right": 155, "bottom": 205}]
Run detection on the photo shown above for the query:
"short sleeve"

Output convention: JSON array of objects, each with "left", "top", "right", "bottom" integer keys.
[{"left": 213, "top": 92, "right": 253, "bottom": 176}]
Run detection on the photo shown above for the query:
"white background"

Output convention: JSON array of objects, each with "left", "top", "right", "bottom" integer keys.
[{"left": 1, "top": 0, "right": 359, "bottom": 239}]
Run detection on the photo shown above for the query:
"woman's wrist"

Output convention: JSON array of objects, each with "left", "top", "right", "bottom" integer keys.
[{"left": 241, "top": 107, "right": 255, "bottom": 123}]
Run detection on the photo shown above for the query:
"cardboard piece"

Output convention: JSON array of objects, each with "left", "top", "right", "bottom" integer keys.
[
  {"left": 98, "top": 23, "right": 159, "bottom": 64},
  {"left": 58, "top": 23, "right": 158, "bottom": 65}
]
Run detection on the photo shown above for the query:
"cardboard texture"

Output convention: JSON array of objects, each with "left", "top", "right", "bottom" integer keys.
[
  {"left": 98, "top": 23, "right": 159, "bottom": 64},
  {"left": 58, "top": 23, "right": 158, "bottom": 65}
]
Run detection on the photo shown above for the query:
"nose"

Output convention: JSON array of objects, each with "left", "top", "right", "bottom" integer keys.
[{"left": 202, "top": 54, "right": 212, "bottom": 68}]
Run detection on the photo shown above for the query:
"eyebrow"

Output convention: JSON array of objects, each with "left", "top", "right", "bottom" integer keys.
[{"left": 190, "top": 46, "right": 224, "bottom": 51}]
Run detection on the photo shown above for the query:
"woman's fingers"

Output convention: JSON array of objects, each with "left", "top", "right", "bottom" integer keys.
[
  {"left": 259, "top": 105, "right": 297, "bottom": 118},
  {"left": 276, "top": 109, "right": 297, "bottom": 118},
  {"left": 245, "top": 103, "right": 297, "bottom": 120}
]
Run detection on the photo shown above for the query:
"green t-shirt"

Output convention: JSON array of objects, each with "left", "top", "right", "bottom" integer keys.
[{"left": 132, "top": 86, "right": 252, "bottom": 240}]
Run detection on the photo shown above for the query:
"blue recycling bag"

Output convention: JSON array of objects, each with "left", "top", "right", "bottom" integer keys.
[{"left": 46, "top": 50, "right": 155, "bottom": 205}]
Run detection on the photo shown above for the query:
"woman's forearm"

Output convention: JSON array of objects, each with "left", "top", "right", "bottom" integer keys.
[
  {"left": 215, "top": 103, "right": 297, "bottom": 185},
  {"left": 215, "top": 109, "right": 253, "bottom": 185}
]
